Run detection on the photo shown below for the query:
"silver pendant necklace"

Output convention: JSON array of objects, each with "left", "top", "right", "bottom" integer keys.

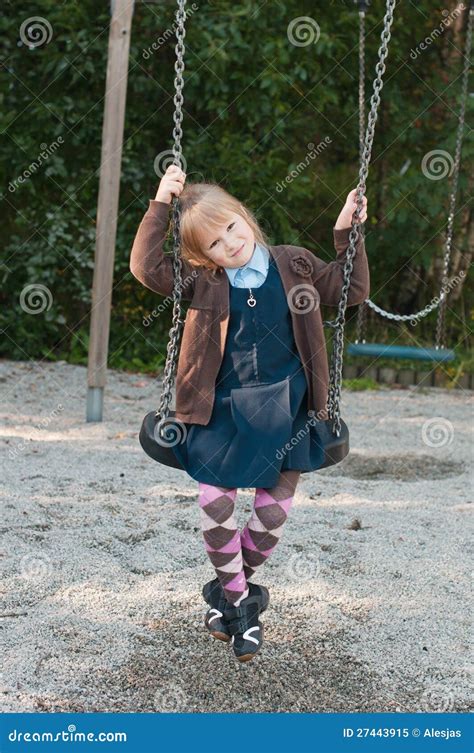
[{"left": 247, "top": 288, "right": 256, "bottom": 307}]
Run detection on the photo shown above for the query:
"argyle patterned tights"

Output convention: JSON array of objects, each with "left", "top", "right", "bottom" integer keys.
[{"left": 198, "top": 470, "right": 301, "bottom": 605}]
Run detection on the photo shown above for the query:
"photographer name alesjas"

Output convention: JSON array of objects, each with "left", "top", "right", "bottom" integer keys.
[
  {"left": 424, "top": 727, "right": 462, "bottom": 739},
  {"left": 342, "top": 727, "right": 462, "bottom": 739}
]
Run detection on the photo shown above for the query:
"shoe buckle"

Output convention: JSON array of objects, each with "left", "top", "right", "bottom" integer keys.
[
  {"left": 227, "top": 619, "right": 248, "bottom": 636},
  {"left": 223, "top": 604, "right": 245, "bottom": 620}
]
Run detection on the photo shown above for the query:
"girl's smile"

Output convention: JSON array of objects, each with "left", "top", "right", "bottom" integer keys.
[{"left": 231, "top": 242, "right": 245, "bottom": 258}]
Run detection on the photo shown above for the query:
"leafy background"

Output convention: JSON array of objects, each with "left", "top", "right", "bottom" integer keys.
[{"left": 1, "top": 0, "right": 472, "bottom": 376}]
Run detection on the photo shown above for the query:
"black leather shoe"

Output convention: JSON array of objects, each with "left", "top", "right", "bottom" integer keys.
[
  {"left": 202, "top": 578, "right": 270, "bottom": 645},
  {"left": 223, "top": 583, "right": 270, "bottom": 662},
  {"left": 202, "top": 578, "right": 231, "bottom": 642}
]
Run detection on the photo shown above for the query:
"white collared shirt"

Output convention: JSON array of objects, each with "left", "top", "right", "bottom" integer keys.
[{"left": 224, "top": 242, "right": 270, "bottom": 288}]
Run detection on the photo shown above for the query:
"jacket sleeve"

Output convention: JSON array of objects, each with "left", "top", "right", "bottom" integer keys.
[
  {"left": 129, "top": 199, "right": 198, "bottom": 300},
  {"left": 311, "top": 226, "right": 370, "bottom": 307}
]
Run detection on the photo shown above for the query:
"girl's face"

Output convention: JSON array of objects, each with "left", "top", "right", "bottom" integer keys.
[{"left": 200, "top": 212, "right": 256, "bottom": 269}]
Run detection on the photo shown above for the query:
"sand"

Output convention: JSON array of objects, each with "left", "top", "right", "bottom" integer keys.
[{"left": 1, "top": 359, "right": 472, "bottom": 713}]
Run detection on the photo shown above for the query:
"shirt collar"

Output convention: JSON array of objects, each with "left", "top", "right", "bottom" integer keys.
[{"left": 224, "top": 241, "right": 270, "bottom": 285}]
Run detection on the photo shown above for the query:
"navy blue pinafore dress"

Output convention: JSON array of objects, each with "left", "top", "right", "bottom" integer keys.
[{"left": 172, "top": 255, "right": 325, "bottom": 488}]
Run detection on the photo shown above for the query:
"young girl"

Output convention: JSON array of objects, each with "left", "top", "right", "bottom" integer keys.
[{"left": 130, "top": 165, "right": 369, "bottom": 662}]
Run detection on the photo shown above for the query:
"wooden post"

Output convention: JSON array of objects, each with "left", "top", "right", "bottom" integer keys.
[{"left": 87, "top": 0, "right": 135, "bottom": 422}]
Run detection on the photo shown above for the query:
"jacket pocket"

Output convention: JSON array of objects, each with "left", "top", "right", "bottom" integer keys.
[
  {"left": 188, "top": 301, "right": 214, "bottom": 310},
  {"left": 176, "top": 308, "right": 217, "bottom": 418}
]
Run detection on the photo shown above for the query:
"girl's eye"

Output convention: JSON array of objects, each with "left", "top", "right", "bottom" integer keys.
[{"left": 209, "top": 223, "right": 235, "bottom": 249}]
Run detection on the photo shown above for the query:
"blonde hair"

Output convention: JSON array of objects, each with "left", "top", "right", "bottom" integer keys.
[{"left": 169, "top": 182, "right": 270, "bottom": 274}]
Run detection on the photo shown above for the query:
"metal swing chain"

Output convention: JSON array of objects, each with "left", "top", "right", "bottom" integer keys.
[
  {"left": 156, "top": 0, "right": 187, "bottom": 433},
  {"left": 361, "top": 5, "right": 473, "bottom": 338},
  {"left": 435, "top": 4, "right": 473, "bottom": 349},
  {"left": 153, "top": 0, "right": 399, "bottom": 440},
  {"left": 326, "top": 0, "right": 396, "bottom": 437},
  {"left": 355, "top": 2, "right": 368, "bottom": 344}
]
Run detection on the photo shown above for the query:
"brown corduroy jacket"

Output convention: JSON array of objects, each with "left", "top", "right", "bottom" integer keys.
[{"left": 129, "top": 200, "right": 370, "bottom": 425}]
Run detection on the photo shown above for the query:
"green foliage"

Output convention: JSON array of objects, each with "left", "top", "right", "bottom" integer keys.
[
  {"left": 1, "top": 0, "right": 472, "bottom": 370},
  {"left": 342, "top": 377, "right": 381, "bottom": 391}
]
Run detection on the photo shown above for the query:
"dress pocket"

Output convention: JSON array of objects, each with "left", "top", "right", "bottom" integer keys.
[{"left": 229, "top": 377, "right": 293, "bottom": 470}]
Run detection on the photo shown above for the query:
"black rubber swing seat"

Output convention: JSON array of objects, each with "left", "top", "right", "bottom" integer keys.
[
  {"left": 139, "top": 410, "right": 350, "bottom": 472},
  {"left": 347, "top": 343, "right": 455, "bottom": 362}
]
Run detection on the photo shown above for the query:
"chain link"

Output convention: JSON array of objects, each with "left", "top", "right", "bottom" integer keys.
[
  {"left": 355, "top": 8, "right": 368, "bottom": 344},
  {"left": 365, "top": 294, "right": 445, "bottom": 322},
  {"left": 435, "top": 6, "right": 473, "bottom": 349},
  {"left": 156, "top": 0, "right": 187, "bottom": 433},
  {"left": 326, "top": 0, "right": 396, "bottom": 436},
  {"left": 357, "top": 7, "right": 472, "bottom": 344}
]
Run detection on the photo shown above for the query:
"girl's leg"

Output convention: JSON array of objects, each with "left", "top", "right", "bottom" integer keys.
[
  {"left": 198, "top": 482, "right": 249, "bottom": 606},
  {"left": 240, "top": 470, "right": 301, "bottom": 580}
]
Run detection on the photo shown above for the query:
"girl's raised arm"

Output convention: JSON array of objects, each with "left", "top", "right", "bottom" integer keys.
[
  {"left": 129, "top": 166, "right": 197, "bottom": 299},
  {"left": 311, "top": 189, "right": 370, "bottom": 307}
]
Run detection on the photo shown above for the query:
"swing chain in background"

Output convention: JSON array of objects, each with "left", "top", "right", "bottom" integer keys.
[
  {"left": 361, "top": 6, "right": 472, "bottom": 342},
  {"left": 435, "top": 4, "right": 473, "bottom": 349},
  {"left": 156, "top": 0, "right": 187, "bottom": 432},
  {"left": 326, "top": 0, "right": 396, "bottom": 437},
  {"left": 355, "top": 2, "right": 368, "bottom": 344},
  {"left": 358, "top": 3, "right": 366, "bottom": 169}
]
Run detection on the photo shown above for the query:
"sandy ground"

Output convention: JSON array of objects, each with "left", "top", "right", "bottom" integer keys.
[{"left": 0, "top": 359, "right": 472, "bottom": 714}]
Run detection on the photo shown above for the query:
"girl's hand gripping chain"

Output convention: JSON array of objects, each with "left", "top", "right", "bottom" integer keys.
[
  {"left": 155, "top": 164, "right": 186, "bottom": 204},
  {"left": 334, "top": 188, "right": 368, "bottom": 230}
]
